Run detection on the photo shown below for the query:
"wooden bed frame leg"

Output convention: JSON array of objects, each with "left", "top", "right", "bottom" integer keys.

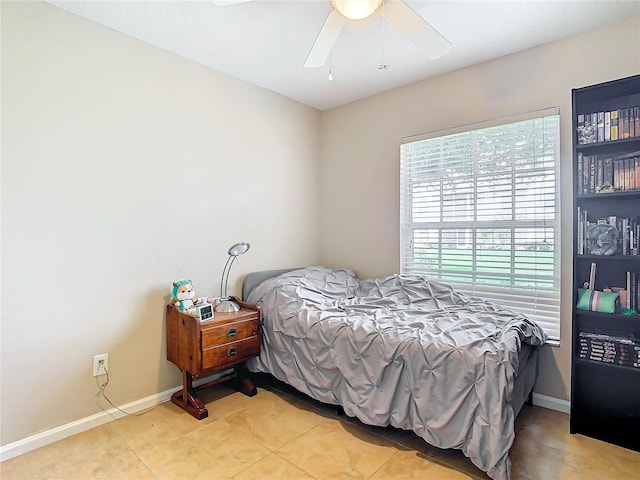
[{"left": 171, "top": 371, "right": 208, "bottom": 420}]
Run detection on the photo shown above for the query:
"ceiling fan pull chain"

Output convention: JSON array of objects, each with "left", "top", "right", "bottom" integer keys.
[
  {"left": 379, "top": 0, "right": 389, "bottom": 70},
  {"left": 329, "top": 6, "right": 335, "bottom": 81}
]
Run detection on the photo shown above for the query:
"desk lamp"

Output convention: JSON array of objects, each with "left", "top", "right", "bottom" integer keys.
[{"left": 215, "top": 242, "right": 250, "bottom": 312}]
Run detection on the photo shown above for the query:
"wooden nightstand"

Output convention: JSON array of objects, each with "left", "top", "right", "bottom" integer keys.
[{"left": 166, "top": 297, "right": 260, "bottom": 419}]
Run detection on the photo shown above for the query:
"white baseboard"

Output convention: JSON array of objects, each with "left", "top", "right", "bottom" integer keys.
[
  {"left": 532, "top": 392, "right": 571, "bottom": 414},
  {"left": 0, "top": 386, "right": 181, "bottom": 463}
]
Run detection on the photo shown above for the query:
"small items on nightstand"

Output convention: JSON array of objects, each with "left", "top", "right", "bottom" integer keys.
[{"left": 171, "top": 279, "right": 214, "bottom": 322}]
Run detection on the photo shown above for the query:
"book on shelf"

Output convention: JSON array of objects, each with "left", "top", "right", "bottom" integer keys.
[
  {"left": 576, "top": 207, "right": 588, "bottom": 255},
  {"left": 577, "top": 113, "right": 584, "bottom": 140},
  {"left": 627, "top": 271, "right": 639, "bottom": 311},
  {"left": 597, "top": 111, "right": 605, "bottom": 143},
  {"left": 577, "top": 106, "right": 640, "bottom": 144},
  {"left": 576, "top": 151, "right": 640, "bottom": 193},
  {"left": 611, "top": 110, "right": 619, "bottom": 141},
  {"left": 622, "top": 218, "right": 629, "bottom": 255},
  {"left": 610, "top": 272, "right": 640, "bottom": 311},
  {"left": 577, "top": 153, "right": 584, "bottom": 195},
  {"left": 578, "top": 332, "right": 640, "bottom": 368},
  {"left": 618, "top": 217, "right": 640, "bottom": 255},
  {"left": 602, "top": 157, "right": 613, "bottom": 191}
]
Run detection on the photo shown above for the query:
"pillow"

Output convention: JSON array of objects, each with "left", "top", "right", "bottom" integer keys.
[{"left": 576, "top": 289, "right": 618, "bottom": 314}]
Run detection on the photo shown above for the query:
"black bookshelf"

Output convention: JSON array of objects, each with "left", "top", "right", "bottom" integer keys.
[{"left": 571, "top": 74, "right": 640, "bottom": 452}]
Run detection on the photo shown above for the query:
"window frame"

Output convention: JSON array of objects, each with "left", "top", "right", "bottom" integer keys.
[{"left": 400, "top": 108, "right": 561, "bottom": 342}]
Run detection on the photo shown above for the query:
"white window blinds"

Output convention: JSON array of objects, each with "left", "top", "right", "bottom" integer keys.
[{"left": 400, "top": 109, "right": 561, "bottom": 341}]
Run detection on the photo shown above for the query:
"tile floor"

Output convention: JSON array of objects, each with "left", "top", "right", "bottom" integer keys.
[{"left": 2, "top": 377, "right": 639, "bottom": 480}]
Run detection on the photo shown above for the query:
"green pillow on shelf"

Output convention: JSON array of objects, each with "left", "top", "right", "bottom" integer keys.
[{"left": 576, "top": 289, "right": 618, "bottom": 314}]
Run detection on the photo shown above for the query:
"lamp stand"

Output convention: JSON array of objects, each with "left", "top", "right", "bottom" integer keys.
[{"left": 215, "top": 242, "right": 250, "bottom": 313}]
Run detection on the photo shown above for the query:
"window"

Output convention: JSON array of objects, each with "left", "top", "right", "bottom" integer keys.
[{"left": 400, "top": 109, "right": 560, "bottom": 341}]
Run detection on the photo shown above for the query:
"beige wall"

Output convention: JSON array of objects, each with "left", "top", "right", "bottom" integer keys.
[
  {"left": 1, "top": 2, "right": 321, "bottom": 446},
  {"left": 318, "top": 16, "right": 640, "bottom": 401}
]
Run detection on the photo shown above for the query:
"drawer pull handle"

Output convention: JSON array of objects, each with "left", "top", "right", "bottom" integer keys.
[
  {"left": 226, "top": 328, "right": 237, "bottom": 338},
  {"left": 227, "top": 347, "right": 238, "bottom": 357}
]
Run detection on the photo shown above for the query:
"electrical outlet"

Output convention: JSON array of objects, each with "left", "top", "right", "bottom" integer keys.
[{"left": 93, "top": 353, "right": 108, "bottom": 377}]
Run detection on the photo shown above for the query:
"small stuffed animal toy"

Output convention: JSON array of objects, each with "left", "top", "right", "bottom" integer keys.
[
  {"left": 587, "top": 224, "right": 619, "bottom": 256},
  {"left": 172, "top": 279, "right": 211, "bottom": 315}
]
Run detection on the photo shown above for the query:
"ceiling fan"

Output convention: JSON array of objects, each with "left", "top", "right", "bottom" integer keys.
[{"left": 212, "top": 0, "right": 451, "bottom": 68}]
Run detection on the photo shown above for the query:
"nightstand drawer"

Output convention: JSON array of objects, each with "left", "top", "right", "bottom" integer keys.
[
  {"left": 201, "top": 318, "right": 258, "bottom": 349},
  {"left": 202, "top": 336, "right": 260, "bottom": 370}
]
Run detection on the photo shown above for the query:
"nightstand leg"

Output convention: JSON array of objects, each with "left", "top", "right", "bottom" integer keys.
[
  {"left": 171, "top": 371, "right": 208, "bottom": 420},
  {"left": 233, "top": 363, "right": 257, "bottom": 397}
]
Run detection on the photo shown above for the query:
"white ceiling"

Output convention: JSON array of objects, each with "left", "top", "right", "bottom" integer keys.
[{"left": 48, "top": 0, "right": 640, "bottom": 111}]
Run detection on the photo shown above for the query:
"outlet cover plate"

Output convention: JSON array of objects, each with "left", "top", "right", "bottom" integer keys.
[{"left": 93, "top": 354, "right": 108, "bottom": 376}]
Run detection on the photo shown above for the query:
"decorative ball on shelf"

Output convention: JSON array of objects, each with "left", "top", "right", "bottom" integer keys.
[
  {"left": 586, "top": 224, "right": 619, "bottom": 256},
  {"left": 577, "top": 119, "right": 596, "bottom": 145}
]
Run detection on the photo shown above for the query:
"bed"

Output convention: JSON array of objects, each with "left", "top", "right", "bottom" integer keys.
[{"left": 242, "top": 266, "right": 547, "bottom": 480}]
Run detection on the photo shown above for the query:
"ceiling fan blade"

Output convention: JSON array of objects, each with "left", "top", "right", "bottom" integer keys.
[
  {"left": 304, "top": 10, "right": 347, "bottom": 68},
  {"left": 382, "top": 0, "right": 451, "bottom": 59},
  {"left": 211, "top": 0, "right": 254, "bottom": 6}
]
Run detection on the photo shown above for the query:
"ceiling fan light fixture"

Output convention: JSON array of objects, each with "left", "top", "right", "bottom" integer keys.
[{"left": 331, "top": 0, "right": 382, "bottom": 20}]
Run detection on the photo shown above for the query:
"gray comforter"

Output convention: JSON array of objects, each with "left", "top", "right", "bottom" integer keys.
[{"left": 247, "top": 266, "right": 547, "bottom": 480}]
